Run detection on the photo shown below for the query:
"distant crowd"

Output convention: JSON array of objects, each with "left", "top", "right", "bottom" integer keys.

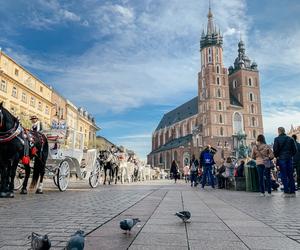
[{"left": 169, "top": 127, "right": 300, "bottom": 197}]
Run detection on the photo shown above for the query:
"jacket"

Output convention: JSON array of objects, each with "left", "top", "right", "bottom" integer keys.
[
  {"left": 273, "top": 134, "right": 296, "bottom": 160},
  {"left": 251, "top": 143, "right": 274, "bottom": 165},
  {"left": 199, "top": 149, "right": 215, "bottom": 167},
  {"left": 293, "top": 141, "right": 300, "bottom": 165}
]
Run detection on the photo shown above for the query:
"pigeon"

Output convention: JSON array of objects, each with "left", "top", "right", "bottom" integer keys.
[
  {"left": 175, "top": 211, "right": 191, "bottom": 222},
  {"left": 65, "top": 230, "right": 85, "bottom": 250},
  {"left": 120, "top": 218, "right": 141, "bottom": 234},
  {"left": 29, "top": 232, "right": 51, "bottom": 250}
]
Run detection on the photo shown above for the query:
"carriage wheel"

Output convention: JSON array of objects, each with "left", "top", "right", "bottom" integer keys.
[
  {"left": 89, "top": 159, "right": 101, "bottom": 188},
  {"left": 53, "top": 175, "right": 58, "bottom": 187},
  {"left": 14, "top": 165, "right": 25, "bottom": 191},
  {"left": 57, "top": 160, "right": 70, "bottom": 192}
]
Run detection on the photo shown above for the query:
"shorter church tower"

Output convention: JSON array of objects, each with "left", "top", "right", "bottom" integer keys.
[{"left": 228, "top": 39, "right": 264, "bottom": 145}]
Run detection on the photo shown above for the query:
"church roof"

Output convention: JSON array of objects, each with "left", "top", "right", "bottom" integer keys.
[
  {"left": 230, "top": 93, "right": 243, "bottom": 107},
  {"left": 155, "top": 97, "right": 198, "bottom": 131},
  {"left": 150, "top": 134, "right": 193, "bottom": 154}
]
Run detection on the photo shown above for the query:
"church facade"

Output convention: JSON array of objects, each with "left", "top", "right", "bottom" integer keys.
[{"left": 147, "top": 6, "right": 264, "bottom": 172}]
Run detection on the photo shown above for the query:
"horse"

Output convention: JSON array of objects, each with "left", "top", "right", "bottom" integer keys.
[
  {"left": 98, "top": 150, "right": 119, "bottom": 185},
  {"left": 0, "top": 103, "right": 48, "bottom": 197}
]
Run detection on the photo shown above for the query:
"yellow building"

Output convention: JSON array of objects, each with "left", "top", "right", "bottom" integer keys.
[
  {"left": 0, "top": 50, "right": 52, "bottom": 129},
  {"left": 66, "top": 100, "right": 100, "bottom": 149}
]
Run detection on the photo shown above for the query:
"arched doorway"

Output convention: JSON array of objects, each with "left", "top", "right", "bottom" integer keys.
[{"left": 233, "top": 112, "right": 243, "bottom": 134}]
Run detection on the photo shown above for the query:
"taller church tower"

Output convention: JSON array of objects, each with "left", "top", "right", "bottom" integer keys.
[{"left": 198, "top": 6, "right": 233, "bottom": 152}]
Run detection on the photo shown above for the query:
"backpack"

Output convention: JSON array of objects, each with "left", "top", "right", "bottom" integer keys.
[
  {"left": 191, "top": 162, "right": 197, "bottom": 172},
  {"left": 203, "top": 151, "right": 213, "bottom": 165}
]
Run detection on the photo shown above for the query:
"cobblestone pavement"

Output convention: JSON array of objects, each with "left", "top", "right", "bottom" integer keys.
[{"left": 1, "top": 180, "right": 300, "bottom": 249}]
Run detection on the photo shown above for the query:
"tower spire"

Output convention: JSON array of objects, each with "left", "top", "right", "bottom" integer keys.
[{"left": 207, "top": 0, "right": 214, "bottom": 35}]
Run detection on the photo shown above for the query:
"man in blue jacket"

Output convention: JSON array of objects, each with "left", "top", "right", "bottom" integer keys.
[
  {"left": 200, "top": 145, "right": 216, "bottom": 189},
  {"left": 273, "top": 127, "right": 297, "bottom": 197}
]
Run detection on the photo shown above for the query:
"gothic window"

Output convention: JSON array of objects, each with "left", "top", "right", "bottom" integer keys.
[
  {"left": 251, "top": 117, "right": 256, "bottom": 127},
  {"left": 251, "top": 104, "right": 255, "bottom": 114},
  {"left": 233, "top": 80, "right": 237, "bottom": 88},
  {"left": 208, "top": 48, "right": 212, "bottom": 63},
  {"left": 218, "top": 101, "right": 222, "bottom": 111},
  {"left": 159, "top": 153, "right": 163, "bottom": 163},
  {"left": 253, "top": 130, "right": 257, "bottom": 139},
  {"left": 217, "top": 88, "right": 221, "bottom": 98},
  {"left": 216, "top": 49, "right": 219, "bottom": 63},
  {"left": 249, "top": 93, "right": 254, "bottom": 102},
  {"left": 248, "top": 78, "right": 252, "bottom": 86},
  {"left": 216, "top": 77, "right": 220, "bottom": 85},
  {"left": 220, "top": 127, "right": 224, "bottom": 136},
  {"left": 216, "top": 65, "right": 220, "bottom": 74},
  {"left": 219, "top": 114, "right": 223, "bottom": 124},
  {"left": 233, "top": 112, "right": 243, "bottom": 134}
]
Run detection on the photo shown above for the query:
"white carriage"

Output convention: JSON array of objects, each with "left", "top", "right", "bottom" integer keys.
[{"left": 44, "top": 128, "right": 101, "bottom": 191}]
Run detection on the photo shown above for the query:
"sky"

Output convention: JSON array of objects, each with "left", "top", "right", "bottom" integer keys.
[{"left": 0, "top": 0, "right": 299, "bottom": 160}]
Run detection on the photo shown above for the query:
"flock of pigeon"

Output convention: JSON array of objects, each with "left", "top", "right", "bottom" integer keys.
[{"left": 29, "top": 210, "right": 191, "bottom": 249}]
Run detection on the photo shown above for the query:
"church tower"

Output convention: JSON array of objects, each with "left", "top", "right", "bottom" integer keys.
[
  {"left": 228, "top": 39, "right": 264, "bottom": 145},
  {"left": 198, "top": 5, "right": 232, "bottom": 153}
]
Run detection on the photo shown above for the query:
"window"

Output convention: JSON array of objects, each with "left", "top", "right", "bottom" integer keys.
[
  {"left": 251, "top": 104, "right": 255, "bottom": 114},
  {"left": 220, "top": 127, "right": 224, "bottom": 136},
  {"left": 30, "top": 97, "right": 35, "bottom": 107},
  {"left": 216, "top": 77, "right": 221, "bottom": 85},
  {"left": 251, "top": 117, "right": 256, "bottom": 127},
  {"left": 248, "top": 78, "right": 252, "bottom": 86},
  {"left": 249, "top": 93, "right": 254, "bottom": 102},
  {"left": 217, "top": 88, "right": 221, "bottom": 98},
  {"left": 12, "top": 86, "right": 17, "bottom": 98},
  {"left": 218, "top": 102, "right": 222, "bottom": 111},
  {"left": 208, "top": 48, "right": 212, "bottom": 63},
  {"left": 40, "top": 86, "right": 43, "bottom": 92},
  {"left": 233, "top": 112, "right": 243, "bottom": 134},
  {"left": 216, "top": 65, "right": 220, "bottom": 74},
  {"left": 21, "top": 92, "right": 27, "bottom": 103},
  {"left": 14, "top": 68, "right": 19, "bottom": 76},
  {"left": 216, "top": 49, "right": 219, "bottom": 63},
  {"left": 253, "top": 130, "right": 257, "bottom": 139},
  {"left": 0, "top": 80, "right": 7, "bottom": 92},
  {"left": 38, "top": 101, "right": 42, "bottom": 111},
  {"left": 45, "top": 106, "right": 49, "bottom": 115},
  {"left": 233, "top": 80, "right": 237, "bottom": 88},
  {"left": 219, "top": 114, "right": 223, "bottom": 124}
]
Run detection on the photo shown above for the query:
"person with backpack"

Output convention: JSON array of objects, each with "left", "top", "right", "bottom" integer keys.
[
  {"left": 273, "top": 127, "right": 297, "bottom": 197},
  {"left": 200, "top": 145, "right": 216, "bottom": 189},
  {"left": 292, "top": 134, "right": 300, "bottom": 190},
  {"left": 190, "top": 155, "right": 199, "bottom": 187}
]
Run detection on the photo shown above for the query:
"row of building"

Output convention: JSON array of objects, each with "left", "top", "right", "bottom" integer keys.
[{"left": 0, "top": 50, "right": 99, "bottom": 148}]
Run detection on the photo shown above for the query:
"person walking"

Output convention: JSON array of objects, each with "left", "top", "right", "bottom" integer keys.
[
  {"left": 273, "top": 127, "right": 297, "bottom": 197},
  {"left": 190, "top": 155, "right": 199, "bottom": 187},
  {"left": 170, "top": 160, "right": 179, "bottom": 183},
  {"left": 292, "top": 134, "right": 300, "bottom": 190},
  {"left": 200, "top": 145, "right": 216, "bottom": 189},
  {"left": 252, "top": 134, "right": 274, "bottom": 196},
  {"left": 183, "top": 162, "right": 190, "bottom": 183}
]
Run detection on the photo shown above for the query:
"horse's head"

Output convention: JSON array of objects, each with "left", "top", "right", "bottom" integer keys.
[{"left": 0, "top": 102, "right": 17, "bottom": 132}]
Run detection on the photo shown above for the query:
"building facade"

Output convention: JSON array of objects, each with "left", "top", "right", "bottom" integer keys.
[
  {"left": 0, "top": 51, "right": 52, "bottom": 129},
  {"left": 148, "top": 6, "right": 264, "bottom": 172},
  {"left": 0, "top": 50, "right": 100, "bottom": 148}
]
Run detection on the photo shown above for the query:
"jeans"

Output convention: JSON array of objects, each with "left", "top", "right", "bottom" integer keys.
[
  {"left": 257, "top": 164, "right": 271, "bottom": 194},
  {"left": 278, "top": 159, "right": 295, "bottom": 194},
  {"left": 190, "top": 171, "right": 197, "bottom": 186},
  {"left": 202, "top": 165, "right": 214, "bottom": 188}
]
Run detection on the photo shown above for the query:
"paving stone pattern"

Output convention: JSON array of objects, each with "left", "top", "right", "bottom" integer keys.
[{"left": 1, "top": 180, "right": 300, "bottom": 249}]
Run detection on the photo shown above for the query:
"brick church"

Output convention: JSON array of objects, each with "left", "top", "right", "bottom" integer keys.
[{"left": 147, "top": 5, "right": 264, "bottom": 171}]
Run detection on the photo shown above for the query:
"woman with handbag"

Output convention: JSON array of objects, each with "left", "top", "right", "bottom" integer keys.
[{"left": 251, "top": 134, "right": 275, "bottom": 196}]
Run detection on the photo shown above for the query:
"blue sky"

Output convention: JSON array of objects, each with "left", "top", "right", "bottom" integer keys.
[{"left": 0, "top": 0, "right": 299, "bottom": 159}]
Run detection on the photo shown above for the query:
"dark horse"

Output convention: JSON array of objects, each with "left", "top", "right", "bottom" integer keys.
[
  {"left": 99, "top": 150, "right": 119, "bottom": 185},
  {"left": 0, "top": 103, "right": 48, "bottom": 198}
]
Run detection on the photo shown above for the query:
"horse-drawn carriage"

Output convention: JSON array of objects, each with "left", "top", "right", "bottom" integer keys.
[{"left": 15, "top": 128, "right": 101, "bottom": 192}]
